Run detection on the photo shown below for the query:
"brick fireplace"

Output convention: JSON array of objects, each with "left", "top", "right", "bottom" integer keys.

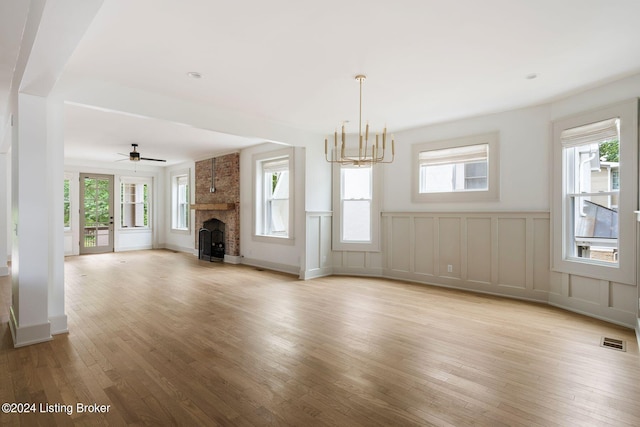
[{"left": 192, "top": 153, "right": 240, "bottom": 258}]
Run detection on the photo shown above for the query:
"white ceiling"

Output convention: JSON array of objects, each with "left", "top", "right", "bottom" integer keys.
[{"left": 5, "top": 0, "right": 640, "bottom": 166}]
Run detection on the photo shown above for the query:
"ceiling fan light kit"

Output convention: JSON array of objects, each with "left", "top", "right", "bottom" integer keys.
[{"left": 122, "top": 143, "right": 167, "bottom": 163}]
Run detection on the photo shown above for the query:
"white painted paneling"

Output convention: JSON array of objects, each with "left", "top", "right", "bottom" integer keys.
[
  {"left": 610, "top": 282, "right": 636, "bottom": 312},
  {"left": 497, "top": 218, "right": 526, "bottom": 288},
  {"left": 414, "top": 217, "right": 435, "bottom": 277},
  {"left": 438, "top": 217, "right": 461, "bottom": 279},
  {"left": 390, "top": 216, "right": 411, "bottom": 273},
  {"left": 346, "top": 252, "right": 366, "bottom": 269},
  {"left": 467, "top": 217, "right": 491, "bottom": 284},
  {"left": 383, "top": 212, "right": 550, "bottom": 302},
  {"left": 306, "top": 215, "right": 321, "bottom": 270},
  {"left": 568, "top": 275, "right": 601, "bottom": 304},
  {"left": 533, "top": 218, "right": 550, "bottom": 292}
]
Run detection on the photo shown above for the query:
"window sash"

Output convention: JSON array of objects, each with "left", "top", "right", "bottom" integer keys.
[
  {"left": 551, "top": 98, "right": 637, "bottom": 284},
  {"left": 262, "top": 159, "right": 290, "bottom": 237},
  {"left": 419, "top": 143, "right": 488, "bottom": 166},
  {"left": 340, "top": 166, "right": 372, "bottom": 243},
  {"left": 175, "top": 175, "right": 189, "bottom": 229},
  {"left": 121, "top": 182, "right": 149, "bottom": 228}
]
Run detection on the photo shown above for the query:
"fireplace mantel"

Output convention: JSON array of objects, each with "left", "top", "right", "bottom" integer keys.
[{"left": 190, "top": 203, "right": 235, "bottom": 211}]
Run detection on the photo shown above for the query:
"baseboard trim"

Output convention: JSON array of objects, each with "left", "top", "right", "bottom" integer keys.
[
  {"left": 9, "top": 308, "right": 52, "bottom": 348},
  {"left": 49, "top": 314, "right": 69, "bottom": 335},
  {"left": 224, "top": 255, "right": 242, "bottom": 264},
  {"left": 333, "top": 267, "right": 384, "bottom": 277},
  {"left": 241, "top": 257, "right": 300, "bottom": 276},
  {"left": 162, "top": 243, "right": 197, "bottom": 255},
  {"left": 301, "top": 267, "right": 333, "bottom": 280},
  {"left": 116, "top": 245, "right": 153, "bottom": 252}
]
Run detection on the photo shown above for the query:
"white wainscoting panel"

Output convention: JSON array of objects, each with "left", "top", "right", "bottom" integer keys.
[
  {"left": 383, "top": 211, "right": 636, "bottom": 328},
  {"left": 383, "top": 212, "right": 554, "bottom": 303},
  {"left": 497, "top": 217, "right": 527, "bottom": 289},
  {"left": 414, "top": 217, "right": 435, "bottom": 277},
  {"left": 302, "top": 212, "right": 333, "bottom": 279},
  {"left": 303, "top": 210, "right": 636, "bottom": 328}
]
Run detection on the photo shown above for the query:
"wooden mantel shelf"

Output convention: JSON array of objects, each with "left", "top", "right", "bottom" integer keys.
[{"left": 190, "top": 203, "right": 235, "bottom": 211}]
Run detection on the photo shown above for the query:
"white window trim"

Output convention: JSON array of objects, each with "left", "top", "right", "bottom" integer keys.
[
  {"left": 63, "top": 172, "right": 73, "bottom": 232},
  {"left": 119, "top": 176, "right": 152, "bottom": 230},
  {"left": 412, "top": 132, "right": 500, "bottom": 203},
  {"left": 170, "top": 168, "right": 191, "bottom": 233},
  {"left": 332, "top": 162, "right": 381, "bottom": 252},
  {"left": 252, "top": 147, "right": 295, "bottom": 245},
  {"left": 551, "top": 99, "right": 638, "bottom": 284}
]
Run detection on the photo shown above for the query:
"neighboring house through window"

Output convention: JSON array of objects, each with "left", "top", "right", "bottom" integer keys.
[
  {"left": 412, "top": 132, "right": 499, "bottom": 202},
  {"left": 552, "top": 99, "right": 637, "bottom": 284}
]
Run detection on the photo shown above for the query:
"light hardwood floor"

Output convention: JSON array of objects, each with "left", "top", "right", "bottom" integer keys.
[{"left": 1, "top": 250, "right": 639, "bottom": 426}]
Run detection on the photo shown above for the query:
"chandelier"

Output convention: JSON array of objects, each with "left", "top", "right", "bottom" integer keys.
[{"left": 325, "top": 75, "right": 395, "bottom": 165}]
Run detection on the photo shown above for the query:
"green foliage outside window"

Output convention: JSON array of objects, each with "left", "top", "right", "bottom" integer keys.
[
  {"left": 63, "top": 179, "right": 70, "bottom": 228},
  {"left": 84, "top": 178, "right": 111, "bottom": 226},
  {"left": 600, "top": 139, "right": 619, "bottom": 162}
]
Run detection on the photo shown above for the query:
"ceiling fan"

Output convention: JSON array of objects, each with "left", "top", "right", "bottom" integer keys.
[{"left": 118, "top": 143, "right": 166, "bottom": 162}]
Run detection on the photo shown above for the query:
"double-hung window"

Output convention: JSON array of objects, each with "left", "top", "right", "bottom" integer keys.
[
  {"left": 120, "top": 178, "right": 151, "bottom": 229},
  {"left": 253, "top": 148, "right": 294, "bottom": 242},
  {"left": 332, "top": 163, "right": 380, "bottom": 251},
  {"left": 172, "top": 173, "right": 190, "bottom": 231},
  {"left": 552, "top": 99, "right": 637, "bottom": 284},
  {"left": 562, "top": 119, "right": 619, "bottom": 264},
  {"left": 263, "top": 158, "right": 289, "bottom": 236},
  {"left": 412, "top": 132, "right": 499, "bottom": 202},
  {"left": 341, "top": 166, "right": 372, "bottom": 242}
]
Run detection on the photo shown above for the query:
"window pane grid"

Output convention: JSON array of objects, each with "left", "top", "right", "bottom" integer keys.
[
  {"left": 418, "top": 144, "right": 489, "bottom": 194},
  {"left": 562, "top": 123, "right": 619, "bottom": 265},
  {"left": 121, "top": 182, "right": 149, "bottom": 228},
  {"left": 260, "top": 157, "right": 290, "bottom": 238},
  {"left": 341, "top": 166, "right": 372, "bottom": 243}
]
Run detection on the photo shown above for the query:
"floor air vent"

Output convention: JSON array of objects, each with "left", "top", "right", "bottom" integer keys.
[{"left": 600, "top": 337, "right": 626, "bottom": 352}]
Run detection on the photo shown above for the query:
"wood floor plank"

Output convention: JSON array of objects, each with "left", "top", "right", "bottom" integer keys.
[{"left": 1, "top": 249, "right": 639, "bottom": 426}]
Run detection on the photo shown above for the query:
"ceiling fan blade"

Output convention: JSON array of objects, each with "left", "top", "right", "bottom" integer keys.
[{"left": 140, "top": 157, "right": 167, "bottom": 162}]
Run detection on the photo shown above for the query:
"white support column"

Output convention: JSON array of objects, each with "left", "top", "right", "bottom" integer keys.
[
  {"left": 0, "top": 150, "right": 9, "bottom": 276},
  {"left": 48, "top": 99, "right": 67, "bottom": 334},
  {"left": 10, "top": 93, "right": 52, "bottom": 347}
]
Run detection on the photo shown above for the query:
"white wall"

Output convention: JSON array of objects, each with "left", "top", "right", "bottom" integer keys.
[{"left": 385, "top": 104, "right": 550, "bottom": 212}]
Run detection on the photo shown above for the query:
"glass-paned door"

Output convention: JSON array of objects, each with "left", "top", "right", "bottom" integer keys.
[{"left": 80, "top": 173, "right": 114, "bottom": 254}]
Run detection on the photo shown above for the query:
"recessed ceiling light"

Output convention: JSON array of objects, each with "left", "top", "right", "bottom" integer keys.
[
  {"left": 525, "top": 73, "right": 539, "bottom": 80},
  {"left": 187, "top": 71, "right": 202, "bottom": 79}
]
